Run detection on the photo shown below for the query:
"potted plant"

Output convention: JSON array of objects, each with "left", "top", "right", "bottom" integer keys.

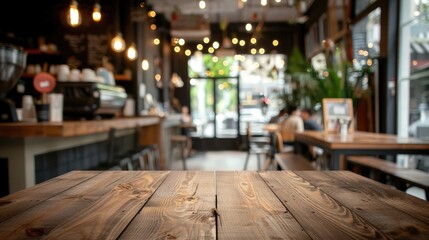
[{"left": 279, "top": 47, "right": 373, "bottom": 113}]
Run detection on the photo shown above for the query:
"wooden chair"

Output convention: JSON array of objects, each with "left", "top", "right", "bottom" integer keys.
[{"left": 264, "top": 130, "right": 295, "bottom": 170}]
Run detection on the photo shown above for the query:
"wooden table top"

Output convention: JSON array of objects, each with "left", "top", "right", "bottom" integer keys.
[
  {"left": 0, "top": 116, "right": 160, "bottom": 137},
  {"left": 1, "top": 170, "right": 428, "bottom": 239},
  {"left": 295, "top": 130, "right": 429, "bottom": 150}
]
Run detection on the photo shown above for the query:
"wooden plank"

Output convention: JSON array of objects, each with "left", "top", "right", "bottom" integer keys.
[
  {"left": 303, "top": 171, "right": 429, "bottom": 224},
  {"left": 259, "top": 171, "right": 389, "bottom": 239},
  {"left": 275, "top": 153, "right": 315, "bottom": 170},
  {"left": 296, "top": 171, "right": 429, "bottom": 240},
  {"left": 347, "top": 156, "right": 398, "bottom": 170},
  {"left": 295, "top": 131, "right": 429, "bottom": 150},
  {"left": 0, "top": 171, "right": 132, "bottom": 238},
  {"left": 41, "top": 171, "right": 169, "bottom": 239},
  {"left": 0, "top": 171, "right": 100, "bottom": 223},
  {"left": 216, "top": 171, "right": 311, "bottom": 240},
  {"left": 382, "top": 168, "right": 429, "bottom": 191},
  {"left": 0, "top": 117, "right": 160, "bottom": 137},
  {"left": 119, "top": 171, "right": 216, "bottom": 239}
]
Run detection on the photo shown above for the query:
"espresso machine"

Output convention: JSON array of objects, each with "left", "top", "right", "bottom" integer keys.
[{"left": 0, "top": 44, "right": 27, "bottom": 122}]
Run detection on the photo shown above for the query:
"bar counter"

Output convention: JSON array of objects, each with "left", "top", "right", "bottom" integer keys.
[
  {"left": 0, "top": 115, "right": 183, "bottom": 194},
  {"left": 0, "top": 117, "right": 160, "bottom": 137},
  {"left": 0, "top": 170, "right": 428, "bottom": 239}
]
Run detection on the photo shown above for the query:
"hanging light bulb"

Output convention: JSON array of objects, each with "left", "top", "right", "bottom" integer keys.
[
  {"left": 199, "top": 0, "right": 206, "bottom": 9},
  {"left": 92, "top": 3, "right": 102, "bottom": 22},
  {"left": 127, "top": 44, "right": 138, "bottom": 60},
  {"left": 142, "top": 59, "right": 149, "bottom": 71},
  {"left": 67, "top": 0, "right": 82, "bottom": 27},
  {"left": 261, "top": 0, "right": 267, "bottom": 6},
  {"left": 111, "top": 33, "right": 126, "bottom": 52},
  {"left": 245, "top": 23, "right": 252, "bottom": 32}
]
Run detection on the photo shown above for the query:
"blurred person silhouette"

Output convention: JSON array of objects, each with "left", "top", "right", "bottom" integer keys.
[
  {"left": 278, "top": 105, "right": 303, "bottom": 144},
  {"left": 180, "top": 106, "right": 194, "bottom": 157},
  {"left": 301, "top": 108, "right": 323, "bottom": 131},
  {"left": 269, "top": 107, "right": 288, "bottom": 123},
  {"left": 301, "top": 108, "right": 324, "bottom": 163}
]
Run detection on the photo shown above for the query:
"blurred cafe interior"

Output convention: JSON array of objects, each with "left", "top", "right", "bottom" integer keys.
[{"left": 0, "top": 0, "right": 429, "bottom": 201}]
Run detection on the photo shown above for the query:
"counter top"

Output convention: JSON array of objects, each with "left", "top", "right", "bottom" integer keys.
[{"left": 0, "top": 116, "right": 160, "bottom": 137}]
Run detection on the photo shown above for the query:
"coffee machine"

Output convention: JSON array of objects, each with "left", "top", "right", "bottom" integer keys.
[{"left": 0, "top": 44, "right": 27, "bottom": 122}]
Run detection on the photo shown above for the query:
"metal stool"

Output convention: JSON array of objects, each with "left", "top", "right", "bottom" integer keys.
[
  {"left": 170, "top": 135, "right": 188, "bottom": 170},
  {"left": 137, "top": 144, "right": 160, "bottom": 170}
]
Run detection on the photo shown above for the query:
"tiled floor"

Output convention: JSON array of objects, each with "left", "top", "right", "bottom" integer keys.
[{"left": 170, "top": 150, "right": 265, "bottom": 171}]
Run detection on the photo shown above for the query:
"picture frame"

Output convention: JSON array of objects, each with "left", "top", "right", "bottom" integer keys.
[{"left": 322, "top": 98, "right": 354, "bottom": 133}]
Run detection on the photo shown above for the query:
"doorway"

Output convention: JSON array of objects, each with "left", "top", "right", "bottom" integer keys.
[
  {"left": 188, "top": 53, "right": 287, "bottom": 151},
  {"left": 190, "top": 76, "right": 240, "bottom": 150}
]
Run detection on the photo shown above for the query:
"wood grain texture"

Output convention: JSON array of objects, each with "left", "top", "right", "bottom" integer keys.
[
  {"left": 295, "top": 131, "right": 429, "bottom": 150},
  {"left": 217, "top": 171, "right": 311, "bottom": 240},
  {"left": 382, "top": 168, "right": 429, "bottom": 191},
  {"left": 42, "top": 171, "right": 169, "bottom": 239},
  {"left": 259, "top": 171, "right": 389, "bottom": 239},
  {"left": 119, "top": 171, "right": 216, "bottom": 239},
  {"left": 275, "top": 153, "right": 315, "bottom": 170},
  {"left": 296, "top": 171, "right": 429, "bottom": 240},
  {"left": 347, "top": 156, "right": 399, "bottom": 170},
  {"left": 1, "top": 171, "right": 428, "bottom": 239},
  {"left": 0, "top": 117, "right": 160, "bottom": 137},
  {"left": 0, "top": 171, "right": 131, "bottom": 239},
  {"left": 0, "top": 171, "right": 100, "bottom": 223},
  {"left": 301, "top": 171, "right": 429, "bottom": 224}
]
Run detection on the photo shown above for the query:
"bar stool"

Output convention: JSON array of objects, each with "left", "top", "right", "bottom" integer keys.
[
  {"left": 170, "top": 135, "right": 188, "bottom": 170},
  {"left": 99, "top": 127, "right": 160, "bottom": 171},
  {"left": 137, "top": 144, "right": 160, "bottom": 170},
  {"left": 92, "top": 128, "right": 116, "bottom": 170},
  {"left": 109, "top": 157, "right": 133, "bottom": 170},
  {"left": 131, "top": 126, "right": 161, "bottom": 170}
]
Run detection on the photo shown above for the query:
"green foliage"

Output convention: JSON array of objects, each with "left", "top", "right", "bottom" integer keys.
[
  {"left": 203, "top": 55, "right": 234, "bottom": 77},
  {"left": 278, "top": 47, "right": 373, "bottom": 111}
]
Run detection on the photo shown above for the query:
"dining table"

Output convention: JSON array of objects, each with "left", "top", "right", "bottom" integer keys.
[
  {"left": 1, "top": 170, "right": 429, "bottom": 239},
  {"left": 294, "top": 131, "right": 429, "bottom": 170}
]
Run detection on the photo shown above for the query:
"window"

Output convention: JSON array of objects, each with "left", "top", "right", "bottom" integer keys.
[{"left": 398, "top": 0, "right": 429, "bottom": 139}]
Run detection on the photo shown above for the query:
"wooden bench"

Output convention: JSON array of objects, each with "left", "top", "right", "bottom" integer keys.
[
  {"left": 275, "top": 153, "right": 315, "bottom": 170},
  {"left": 347, "top": 156, "right": 429, "bottom": 199}
]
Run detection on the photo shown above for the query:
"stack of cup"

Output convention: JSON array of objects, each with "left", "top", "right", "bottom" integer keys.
[
  {"left": 57, "top": 65, "right": 70, "bottom": 82},
  {"left": 48, "top": 93, "right": 63, "bottom": 122},
  {"left": 68, "top": 69, "right": 81, "bottom": 81},
  {"left": 21, "top": 95, "right": 36, "bottom": 122},
  {"left": 81, "top": 68, "right": 97, "bottom": 82}
]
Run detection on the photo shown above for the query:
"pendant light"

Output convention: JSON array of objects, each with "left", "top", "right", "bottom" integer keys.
[
  {"left": 127, "top": 43, "right": 138, "bottom": 60},
  {"left": 67, "top": 0, "right": 82, "bottom": 27},
  {"left": 111, "top": 0, "right": 125, "bottom": 52},
  {"left": 111, "top": 33, "right": 126, "bottom": 52},
  {"left": 92, "top": 3, "right": 102, "bottom": 22},
  {"left": 199, "top": 0, "right": 206, "bottom": 9}
]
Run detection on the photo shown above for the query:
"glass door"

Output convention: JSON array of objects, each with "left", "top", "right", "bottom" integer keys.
[
  {"left": 188, "top": 53, "right": 287, "bottom": 150},
  {"left": 190, "top": 77, "right": 240, "bottom": 150}
]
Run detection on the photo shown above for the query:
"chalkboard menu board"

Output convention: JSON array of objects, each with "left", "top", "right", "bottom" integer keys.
[{"left": 62, "top": 33, "right": 109, "bottom": 69}]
